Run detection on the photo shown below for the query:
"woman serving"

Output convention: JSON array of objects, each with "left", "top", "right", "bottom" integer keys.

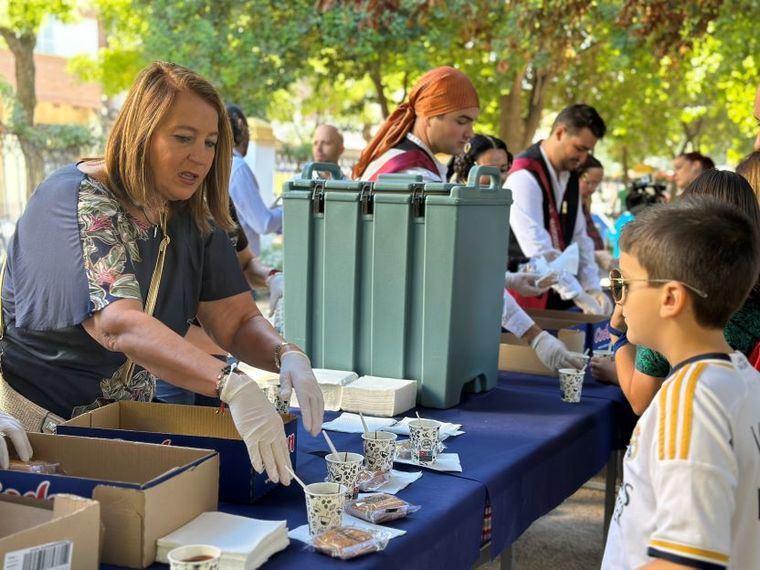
[{"left": 0, "top": 62, "right": 323, "bottom": 485}]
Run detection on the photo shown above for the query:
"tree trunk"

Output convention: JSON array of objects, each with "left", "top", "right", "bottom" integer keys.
[
  {"left": 368, "top": 61, "right": 390, "bottom": 119},
  {"left": 499, "top": 70, "right": 525, "bottom": 154},
  {"left": 520, "top": 67, "right": 551, "bottom": 150},
  {"left": 0, "top": 29, "right": 43, "bottom": 197}
]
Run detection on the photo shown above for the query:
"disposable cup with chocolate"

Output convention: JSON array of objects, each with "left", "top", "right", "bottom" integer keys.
[
  {"left": 345, "top": 493, "right": 421, "bottom": 524},
  {"left": 312, "top": 526, "right": 389, "bottom": 560}
]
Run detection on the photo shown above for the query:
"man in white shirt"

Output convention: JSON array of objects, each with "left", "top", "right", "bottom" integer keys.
[
  {"left": 505, "top": 104, "right": 611, "bottom": 315},
  {"left": 226, "top": 104, "right": 282, "bottom": 255},
  {"left": 312, "top": 124, "right": 345, "bottom": 177}
]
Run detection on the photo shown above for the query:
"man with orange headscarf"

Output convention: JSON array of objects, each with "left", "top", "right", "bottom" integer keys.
[{"left": 353, "top": 66, "right": 479, "bottom": 182}]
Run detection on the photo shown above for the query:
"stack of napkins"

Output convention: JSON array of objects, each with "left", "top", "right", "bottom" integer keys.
[
  {"left": 291, "top": 368, "right": 358, "bottom": 411},
  {"left": 156, "top": 512, "right": 289, "bottom": 569},
  {"left": 340, "top": 376, "right": 417, "bottom": 417}
]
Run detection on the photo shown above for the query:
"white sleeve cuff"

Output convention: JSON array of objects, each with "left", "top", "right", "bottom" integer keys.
[{"left": 502, "top": 291, "right": 535, "bottom": 338}]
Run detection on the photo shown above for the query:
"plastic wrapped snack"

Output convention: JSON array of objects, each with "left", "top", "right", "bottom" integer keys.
[
  {"left": 356, "top": 469, "right": 390, "bottom": 492},
  {"left": 7, "top": 459, "right": 64, "bottom": 474},
  {"left": 345, "top": 493, "right": 421, "bottom": 524},
  {"left": 312, "top": 526, "right": 389, "bottom": 560}
]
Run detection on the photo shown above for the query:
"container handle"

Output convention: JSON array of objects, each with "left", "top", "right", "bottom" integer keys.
[
  {"left": 466, "top": 165, "right": 501, "bottom": 191},
  {"left": 300, "top": 161, "right": 345, "bottom": 180}
]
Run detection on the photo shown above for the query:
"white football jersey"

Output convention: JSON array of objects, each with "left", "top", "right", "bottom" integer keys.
[{"left": 602, "top": 352, "right": 760, "bottom": 570}]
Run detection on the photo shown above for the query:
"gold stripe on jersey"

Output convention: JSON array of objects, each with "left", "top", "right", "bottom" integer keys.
[
  {"left": 649, "top": 538, "right": 729, "bottom": 563},
  {"left": 667, "top": 367, "right": 688, "bottom": 460},
  {"left": 679, "top": 362, "right": 705, "bottom": 460},
  {"left": 658, "top": 366, "right": 688, "bottom": 461}
]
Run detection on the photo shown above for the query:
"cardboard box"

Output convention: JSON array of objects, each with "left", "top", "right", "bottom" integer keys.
[
  {"left": 526, "top": 308, "right": 611, "bottom": 352},
  {"left": 58, "top": 400, "right": 297, "bottom": 505},
  {"left": 0, "top": 433, "right": 218, "bottom": 568},
  {"left": 499, "top": 329, "right": 586, "bottom": 376},
  {"left": 0, "top": 493, "right": 100, "bottom": 569}
]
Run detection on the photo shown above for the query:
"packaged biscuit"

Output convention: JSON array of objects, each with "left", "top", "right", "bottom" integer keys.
[
  {"left": 356, "top": 469, "right": 390, "bottom": 492},
  {"left": 7, "top": 459, "right": 64, "bottom": 474},
  {"left": 312, "top": 526, "right": 389, "bottom": 560},
  {"left": 345, "top": 493, "right": 420, "bottom": 524}
]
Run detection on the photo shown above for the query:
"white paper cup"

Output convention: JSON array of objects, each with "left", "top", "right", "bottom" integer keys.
[
  {"left": 167, "top": 545, "right": 221, "bottom": 570},
  {"left": 361, "top": 431, "right": 397, "bottom": 474},
  {"left": 558, "top": 368, "right": 585, "bottom": 403},
  {"left": 408, "top": 419, "right": 441, "bottom": 464},
  {"left": 592, "top": 349, "right": 613, "bottom": 360},
  {"left": 304, "top": 482, "right": 347, "bottom": 536},
  {"left": 325, "top": 452, "right": 364, "bottom": 499}
]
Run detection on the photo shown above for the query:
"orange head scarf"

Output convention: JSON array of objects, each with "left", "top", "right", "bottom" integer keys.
[{"left": 352, "top": 66, "right": 479, "bottom": 179}]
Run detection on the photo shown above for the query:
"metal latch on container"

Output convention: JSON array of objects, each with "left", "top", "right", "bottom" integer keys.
[
  {"left": 311, "top": 180, "right": 325, "bottom": 214},
  {"left": 410, "top": 183, "right": 425, "bottom": 218},
  {"left": 359, "top": 182, "right": 374, "bottom": 215}
]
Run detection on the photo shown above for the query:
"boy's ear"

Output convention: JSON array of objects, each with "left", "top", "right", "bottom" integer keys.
[{"left": 659, "top": 282, "right": 688, "bottom": 319}]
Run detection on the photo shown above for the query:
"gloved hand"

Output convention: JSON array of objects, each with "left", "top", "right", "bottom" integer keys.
[
  {"left": 530, "top": 331, "right": 588, "bottom": 372},
  {"left": 279, "top": 351, "right": 324, "bottom": 437},
  {"left": 266, "top": 272, "right": 284, "bottom": 317},
  {"left": 587, "top": 289, "right": 613, "bottom": 316},
  {"left": 504, "top": 272, "right": 555, "bottom": 297},
  {"left": 551, "top": 271, "right": 585, "bottom": 301},
  {"left": 0, "top": 411, "right": 33, "bottom": 470},
  {"left": 220, "top": 372, "right": 292, "bottom": 485},
  {"left": 573, "top": 291, "right": 604, "bottom": 314}
]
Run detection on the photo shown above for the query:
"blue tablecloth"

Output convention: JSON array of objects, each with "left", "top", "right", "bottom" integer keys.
[{"left": 106, "top": 371, "right": 634, "bottom": 569}]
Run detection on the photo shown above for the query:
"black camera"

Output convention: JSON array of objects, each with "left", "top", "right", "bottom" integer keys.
[{"left": 625, "top": 175, "right": 668, "bottom": 213}]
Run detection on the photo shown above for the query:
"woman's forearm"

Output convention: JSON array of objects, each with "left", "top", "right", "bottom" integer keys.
[
  {"left": 226, "top": 313, "right": 284, "bottom": 372},
  {"left": 84, "top": 305, "right": 227, "bottom": 397}
]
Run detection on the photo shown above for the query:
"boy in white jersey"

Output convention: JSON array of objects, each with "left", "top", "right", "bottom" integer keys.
[{"left": 602, "top": 197, "right": 760, "bottom": 570}]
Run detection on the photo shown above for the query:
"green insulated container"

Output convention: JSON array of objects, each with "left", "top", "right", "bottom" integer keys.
[{"left": 282, "top": 162, "right": 512, "bottom": 408}]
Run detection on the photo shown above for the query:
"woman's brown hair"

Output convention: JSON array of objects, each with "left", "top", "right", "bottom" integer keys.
[{"left": 104, "top": 61, "right": 233, "bottom": 232}]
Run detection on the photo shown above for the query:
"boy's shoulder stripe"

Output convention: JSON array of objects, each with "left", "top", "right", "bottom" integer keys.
[{"left": 658, "top": 362, "right": 707, "bottom": 461}]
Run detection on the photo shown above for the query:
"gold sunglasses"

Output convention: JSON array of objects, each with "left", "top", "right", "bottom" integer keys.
[{"left": 608, "top": 268, "right": 708, "bottom": 304}]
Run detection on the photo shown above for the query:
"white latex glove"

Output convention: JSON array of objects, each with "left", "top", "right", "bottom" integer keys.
[
  {"left": 587, "top": 289, "right": 613, "bottom": 316},
  {"left": 0, "top": 411, "right": 33, "bottom": 469},
  {"left": 220, "top": 372, "right": 292, "bottom": 485},
  {"left": 279, "top": 351, "right": 324, "bottom": 437},
  {"left": 573, "top": 291, "right": 604, "bottom": 315},
  {"left": 504, "top": 272, "right": 554, "bottom": 298},
  {"left": 551, "top": 271, "right": 585, "bottom": 301},
  {"left": 530, "top": 331, "right": 588, "bottom": 372},
  {"left": 266, "top": 272, "right": 284, "bottom": 317}
]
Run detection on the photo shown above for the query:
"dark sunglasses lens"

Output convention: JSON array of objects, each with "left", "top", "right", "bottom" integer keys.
[{"left": 609, "top": 271, "right": 622, "bottom": 301}]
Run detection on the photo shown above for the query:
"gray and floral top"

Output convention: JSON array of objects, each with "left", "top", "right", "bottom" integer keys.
[{"left": 1, "top": 164, "right": 248, "bottom": 418}]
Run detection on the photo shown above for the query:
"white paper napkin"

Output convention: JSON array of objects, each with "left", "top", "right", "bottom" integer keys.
[
  {"left": 381, "top": 417, "right": 464, "bottom": 440},
  {"left": 394, "top": 452, "right": 462, "bottom": 473},
  {"left": 322, "top": 412, "right": 398, "bottom": 433},
  {"left": 288, "top": 513, "right": 406, "bottom": 546}
]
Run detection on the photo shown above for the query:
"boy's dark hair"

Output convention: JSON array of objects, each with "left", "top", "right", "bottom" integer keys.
[
  {"left": 226, "top": 104, "right": 247, "bottom": 146},
  {"left": 619, "top": 197, "right": 760, "bottom": 328},
  {"left": 447, "top": 133, "right": 510, "bottom": 183},
  {"left": 678, "top": 151, "right": 715, "bottom": 171},
  {"left": 551, "top": 104, "right": 607, "bottom": 139}
]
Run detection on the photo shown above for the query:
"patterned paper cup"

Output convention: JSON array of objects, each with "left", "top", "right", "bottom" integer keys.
[
  {"left": 264, "top": 383, "right": 290, "bottom": 414},
  {"left": 167, "top": 545, "right": 221, "bottom": 570},
  {"left": 325, "top": 452, "right": 364, "bottom": 500},
  {"left": 304, "top": 482, "right": 347, "bottom": 536},
  {"left": 408, "top": 419, "right": 441, "bottom": 464},
  {"left": 558, "top": 368, "right": 585, "bottom": 403},
  {"left": 362, "top": 431, "right": 397, "bottom": 474}
]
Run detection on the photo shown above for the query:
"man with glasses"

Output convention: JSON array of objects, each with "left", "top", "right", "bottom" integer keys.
[{"left": 505, "top": 104, "right": 611, "bottom": 316}]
